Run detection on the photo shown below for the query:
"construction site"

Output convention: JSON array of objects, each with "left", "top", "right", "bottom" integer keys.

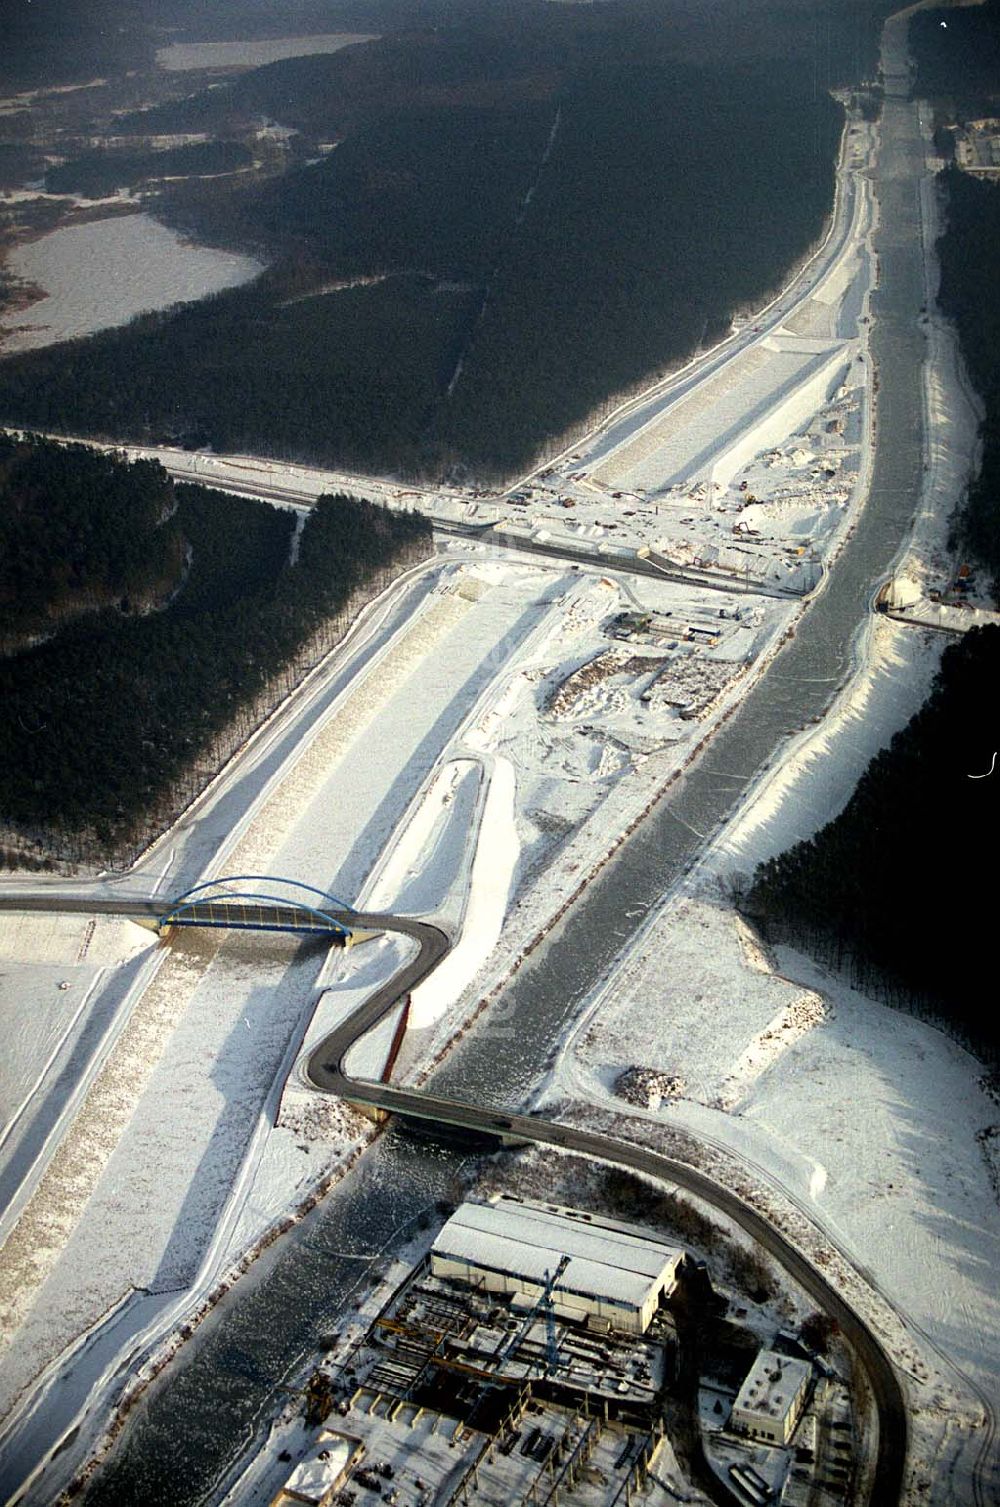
[
  {"left": 258, "top": 1198, "right": 857, "bottom": 1507},
  {"left": 272, "top": 1199, "right": 685, "bottom": 1507}
]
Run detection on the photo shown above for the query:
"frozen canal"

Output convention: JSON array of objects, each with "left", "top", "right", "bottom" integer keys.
[
  {"left": 0, "top": 214, "right": 262, "bottom": 355},
  {"left": 0, "top": 14, "right": 944, "bottom": 1504},
  {"left": 67, "top": 44, "right": 934, "bottom": 1507}
]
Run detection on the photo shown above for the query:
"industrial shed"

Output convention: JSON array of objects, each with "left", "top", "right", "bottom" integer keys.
[{"left": 430, "top": 1196, "right": 684, "bottom": 1335}]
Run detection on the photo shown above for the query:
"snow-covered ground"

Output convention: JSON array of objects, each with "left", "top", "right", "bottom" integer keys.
[
  {"left": 707, "top": 612, "right": 943, "bottom": 878},
  {"left": 536, "top": 51, "right": 999, "bottom": 1507},
  {"left": 0, "top": 555, "right": 795, "bottom": 1473},
  {"left": 1, "top": 35, "right": 991, "bottom": 1502},
  {"left": 0, "top": 214, "right": 262, "bottom": 354},
  {"left": 210, "top": 555, "right": 791, "bottom": 1272},
  {"left": 1, "top": 570, "right": 528, "bottom": 1409},
  {"left": 878, "top": 117, "right": 996, "bottom": 631},
  {"left": 0, "top": 918, "right": 155, "bottom": 1163},
  {"left": 0, "top": 404, "right": 828, "bottom": 1484},
  {"left": 551, "top": 891, "right": 1000, "bottom": 1502},
  {"left": 0, "top": 921, "right": 160, "bottom": 1263}
]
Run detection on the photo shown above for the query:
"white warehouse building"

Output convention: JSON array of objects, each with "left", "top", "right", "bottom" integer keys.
[
  {"left": 730, "top": 1349, "right": 812, "bottom": 1445},
  {"left": 430, "top": 1196, "right": 685, "bottom": 1335}
]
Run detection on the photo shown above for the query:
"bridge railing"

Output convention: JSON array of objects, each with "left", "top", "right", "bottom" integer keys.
[
  {"left": 165, "top": 875, "right": 355, "bottom": 911},
  {"left": 159, "top": 875, "right": 354, "bottom": 938}
]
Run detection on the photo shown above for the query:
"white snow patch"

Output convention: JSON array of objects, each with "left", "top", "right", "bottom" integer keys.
[
  {"left": 0, "top": 964, "right": 103, "bottom": 1134},
  {"left": 562, "top": 893, "right": 1000, "bottom": 1397},
  {"left": 0, "top": 914, "right": 153, "bottom": 967},
  {"left": 570, "top": 897, "right": 823, "bottom": 1113},
  {"left": 363, "top": 758, "right": 482, "bottom": 923},
  {"left": 709, "top": 349, "right": 853, "bottom": 490},
  {"left": 707, "top": 614, "right": 943, "bottom": 877},
  {"left": 408, "top": 757, "right": 518, "bottom": 1029}
]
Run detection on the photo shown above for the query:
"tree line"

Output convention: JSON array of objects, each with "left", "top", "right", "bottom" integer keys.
[
  {"left": 44, "top": 141, "right": 253, "bottom": 199},
  {"left": 741, "top": 626, "right": 1000, "bottom": 1064},
  {"left": 0, "top": 445, "right": 432, "bottom": 867},
  {"left": 0, "top": 434, "right": 185, "bottom": 655},
  {"left": 935, "top": 167, "right": 1000, "bottom": 600}
]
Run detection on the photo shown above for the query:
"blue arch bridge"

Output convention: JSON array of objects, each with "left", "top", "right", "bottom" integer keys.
[{"left": 158, "top": 876, "right": 355, "bottom": 941}]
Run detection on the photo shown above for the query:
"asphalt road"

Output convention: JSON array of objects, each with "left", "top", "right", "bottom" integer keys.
[
  {"left": 299, "top": 914, "right": 907, "bottom": 1506},
  {"left": 139, "top": 461, "right": 800, "bottom": 599},
  {"left": 480, "top": 528, "right": 801, "bottom": 599},
  {"left": 0, "top": 887, "right": 906, "bottom": 1499}
]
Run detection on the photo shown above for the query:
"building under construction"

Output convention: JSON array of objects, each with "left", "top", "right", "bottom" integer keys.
[
  {"left": 430, "top": 1197, "right": 686, "bottom": 1337},
  {"left": 286, "top": 1199, "right": 696, "bottom": 1507}
]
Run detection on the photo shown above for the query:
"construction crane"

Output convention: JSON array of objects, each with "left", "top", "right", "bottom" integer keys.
[
  {"left": 542, "top": 1276, "right": 560, "bottom": 1375},
  {"left": 498, "top": 1255, "right": 570, "bottom": 1370}
]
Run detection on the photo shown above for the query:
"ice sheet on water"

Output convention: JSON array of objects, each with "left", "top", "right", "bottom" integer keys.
[{"left": 0, "top": 214, "right": 262, "bottom": 354}]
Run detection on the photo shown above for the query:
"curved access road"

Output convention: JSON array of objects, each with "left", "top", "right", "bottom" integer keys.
[
  {"left": 303, "top": 915, "right": 907, "bottom": 1507},
  {"left": 0, "top": 889, "right": 906, "bottom": 1500}
]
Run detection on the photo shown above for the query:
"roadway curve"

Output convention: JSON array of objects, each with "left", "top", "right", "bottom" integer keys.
[
  {"left": 0, "top": 897, "right": 906, "bottom": 1501},
  {"left": 299, "top": 913, "right": 907, "bottom": 1506}
]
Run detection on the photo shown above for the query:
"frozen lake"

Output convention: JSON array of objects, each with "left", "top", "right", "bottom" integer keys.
[
  {"left": 155, "top": 33, "right": 377, "bottom": 72},
  {"left": 0, "top": 214, "right": 263, "bottom": 354}
]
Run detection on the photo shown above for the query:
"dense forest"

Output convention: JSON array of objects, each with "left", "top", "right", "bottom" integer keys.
[
  {"left": 935, "top": 169, "right": 1000, "bottom": 599},
  {"left": 0, "top": 441, "right": 432, "bottom": 866},
  {"left": 0, "top": 5, "right": 845, "bottom": 481},
  {"left": 433, "top": 63, "right": 843, "bottom": 476},
  {"left": 2, "top": 0, "right": 890, "bottom": 93},
  {"left": 909, "top": 0, "right": 1000, "bottom": 117},
  {"left": 909, "top": 3, "right": 1000, "bottom": 596},
  {"left": 0, "top": 0, "right": 152, "bottom": 90},
  {"left": 0, "top": 434, "right": 185, "bottom": 654},
  {"left": 742, "top": 627, "right": 1000, "bottom": 1064},
  {"left": 43, "top": 141, "right": 254, "bottom": 199}
]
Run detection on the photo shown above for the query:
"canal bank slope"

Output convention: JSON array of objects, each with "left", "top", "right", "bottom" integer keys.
[{"left": 0, "top": 9, "right": 973, "bottom": 1506}]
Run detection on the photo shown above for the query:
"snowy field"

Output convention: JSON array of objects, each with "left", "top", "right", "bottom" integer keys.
[
  {"left": 0, "top": 215, "right": 262, "bottom": 354},
  {"left": 0, "top": 567, "right": 571, "bottom": 1412},
  {"left": 591, "top": 337, "right": 852, "bottom": 495},
  {"left": 2, "top": 54, "right": 994, "bottom": 1502},
  {"left": 0, "top": 556, "right": 793, "bottom": 1443},
  {"left": 707, "top": 613, "right": 944, "bottom": 879},
  {"left": 0, "top": 918, "right": 158, "bottom": 1253},
  {"left": 491, "top": 340, "right": 867, "bottom": 599},
  {"left": 541, "top": 82, "right": 999, "bottom": 1499},
  {"left": 222, "top": 556, "right": 788, "bottom": 1262},
  {"left": 155, "top": 34, "right": 377, "bottom": 71},
  {"left": 554, "top": 893, "right": 1000, "bottom": 1490}
]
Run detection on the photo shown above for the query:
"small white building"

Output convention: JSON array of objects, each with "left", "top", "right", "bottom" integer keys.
[
  {"left": 430, "top": 1196, "right": 684, "bottom": 1335},
  {"left": 730, "top": 1350, "right": 812, "bottom": 1446}
]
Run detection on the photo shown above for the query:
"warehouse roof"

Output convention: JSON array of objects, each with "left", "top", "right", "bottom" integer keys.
[{"left": 432, "top": 1197, "right": 683, "bottom": 1311}]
